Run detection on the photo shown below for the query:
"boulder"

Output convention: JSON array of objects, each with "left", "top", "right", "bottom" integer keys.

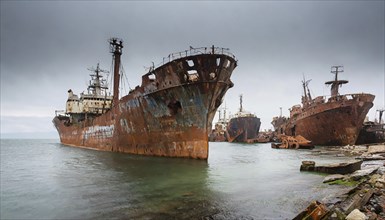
[
  {"left": 323, "top": 174, "right": 346, "bottom": 183},
  {"left": 350, "top": 167, "right": 379, "bottom": 181},
  {"left": 368, "top": 174, "right": 382, "bottom": 186},
  {"left": 346, "top": 209, "right": 366, "bottom": 220},
  {"left": 375, "top": 182, "right": 384, "bottom": 188},
  {"left": 350, "top": 145, "right": 368, "bottom": 155},
  {"left": 357, "top": 154, "right": 385, "bottom": 161},
  {"left": 300, "top": 161, "right": 316, "bottom": 171},
  {"left": 367, "top": 145, "right": 385, "bottom": 154},
  {"left": 377, "top": 166, "right": 385, "bottom": 175}
]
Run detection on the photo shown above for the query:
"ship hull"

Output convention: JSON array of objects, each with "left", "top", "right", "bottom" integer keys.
[
  {"left": 53, "top": 53, "right": 236, "bottom": 159},
  {"left": 285, "top": 94, "right": 375, "bottom": 146},
  {"left": 356, "top": 123, "right": 385, "bottom": 145},
  {"left": 227, "top": 116, "right": 261, "bottom": 143},
  {"left": 208, "top": 132, "right": 227, "bottom": 142}
]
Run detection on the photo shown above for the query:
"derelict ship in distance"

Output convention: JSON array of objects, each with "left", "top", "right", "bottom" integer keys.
[
  {"left": 284, "top": 66, "right": 375, "bottom": 146},
  {"left": 226, "top": 95, "right": 261, "bottom": 143},
  {"left": 53, "top": 38, "right": 237, "bottom": 159},
  {"left": 208, "top": 107, "right": 229, "bottom": 142}
]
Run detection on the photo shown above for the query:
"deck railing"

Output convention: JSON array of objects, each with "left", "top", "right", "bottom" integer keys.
[
  {"left": 306, "top": 93, "right": 372, "bottom": 106},
  {"left": 149, "top": 46, "right": 236, "bottom": 70}
]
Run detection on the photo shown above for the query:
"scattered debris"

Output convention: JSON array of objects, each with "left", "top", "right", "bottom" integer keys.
[
  {"left": 296, "top": 143, "right": 385, "bottom": 219},
  {"left": 271, "top": 135, "right": 314, "bottom": 149},
  {"left": 256, "top": 131, "right": 273, "bottom": 143},
  {"left": 300, "top": 160, "right": 363, "bottom": 175},
  {"left": 338, "top": 188, "right": 374, "bottom": 215},
  {"left": 293, "top": 200, "right": 328, "bottom": 220}
]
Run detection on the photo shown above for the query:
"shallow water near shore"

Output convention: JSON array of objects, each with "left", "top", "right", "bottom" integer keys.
[{"left": 1, "top": 139, "right": 354, "bottom": 219}]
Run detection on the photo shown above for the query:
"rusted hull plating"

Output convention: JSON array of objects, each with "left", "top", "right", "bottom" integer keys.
[
  {"left": 53, "top": 54, "right": 236, "bottom": 159},
  {"left": 208, "top": 132, "right": 227, "bottom": 142},
  {"left": 227, "top": 116, "right": 261, "bottom": 143},
  {"left": 285, "top": 94, "right": 375, "bottom": 146}
]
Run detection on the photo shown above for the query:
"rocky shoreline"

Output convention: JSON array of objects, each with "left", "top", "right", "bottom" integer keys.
[{"left": 295, "top": 144, "right": 385, "bottom": 220}]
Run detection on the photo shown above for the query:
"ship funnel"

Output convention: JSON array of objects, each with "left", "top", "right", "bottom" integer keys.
[
  {"left": 68, "top": 89, "right": 73, "bottom": 97},
  {"left": 325, "top": 66, "right": 348, "bottom": 97}
]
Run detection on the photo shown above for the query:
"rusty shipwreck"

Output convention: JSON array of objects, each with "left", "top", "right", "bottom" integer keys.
[
  {"left": 53, "top": 38, "right": 237, "bottom": 159},
  {"left": 226, "top": 95, "right": 261, "bottom": 143},
  {"left": 285, "top": 66, "right": 375, "bottom": 146},
  {"left": 356, "top": 109, "right": 385, "bottom": 144},
  {"left": 209, "top": 107, "right": 229, "bottom": 142},
  {"left": 271, "top": 107, "right": 288, "bottom": 140}
]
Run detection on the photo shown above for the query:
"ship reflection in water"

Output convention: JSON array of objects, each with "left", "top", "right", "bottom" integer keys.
[{"left": 1, "top": 139, "right": 353, "bottom": 219}]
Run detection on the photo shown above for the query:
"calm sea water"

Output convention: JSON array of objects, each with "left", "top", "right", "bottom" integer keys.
[{"left": 1, "top": 139, "right": 352, "bottom": 219}]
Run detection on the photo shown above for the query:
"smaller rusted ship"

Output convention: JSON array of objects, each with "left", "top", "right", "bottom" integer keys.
[
  {"left": 285, "top": 66, "right": 375, "bottom": 146},
  {"left": 226, "top": 95, "right": 261, "bottom": 143},
  {"left": 209, "top": 107, "right": 229, "bottom": 142},
  {"left": 356, "top": 109, "right": 385, "bottom": 144},
  {"left": 271, "top": 107, "right": 288, "bottom": 140},
  {"left": 255, "top": 131, "right": 273, "bottom": 143}
]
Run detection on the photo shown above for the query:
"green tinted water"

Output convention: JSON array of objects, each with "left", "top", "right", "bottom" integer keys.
[{"left": 1, "top": 139, "right": 351, "bottom": 219}]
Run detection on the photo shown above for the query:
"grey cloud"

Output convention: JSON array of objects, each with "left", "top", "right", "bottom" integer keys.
[{"left": 1, "top": 1, "right": 383, "bottom": 134}]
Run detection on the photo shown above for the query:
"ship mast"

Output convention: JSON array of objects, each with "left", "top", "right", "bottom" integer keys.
[
  {"left": 223, "top": 103, "right": 227, "bottom": 121},
  {"left": 239, "top": 94, "right": 243, "bottom": 112},
  {"left": 218, "top": 103, "right": 228, "bottom": 122},
  {"left": 378, "top": 109, "right": 385, "bottom": 124},
  {"left": 109, "top": 38, "right": 124, "bottom": 106},
  {"left": 325, "top": 66, "right": 348, "bottom": 97},
  {"left": 301, "top": 77, "right": 312, "bottom": 107},
  {"left": 87, "top": 63, "right": 109, "bottom": 96}
]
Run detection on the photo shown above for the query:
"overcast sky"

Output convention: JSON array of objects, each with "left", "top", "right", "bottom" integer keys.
[{"left": 1, "top": 1, "right": 384, "bottom": 137}]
